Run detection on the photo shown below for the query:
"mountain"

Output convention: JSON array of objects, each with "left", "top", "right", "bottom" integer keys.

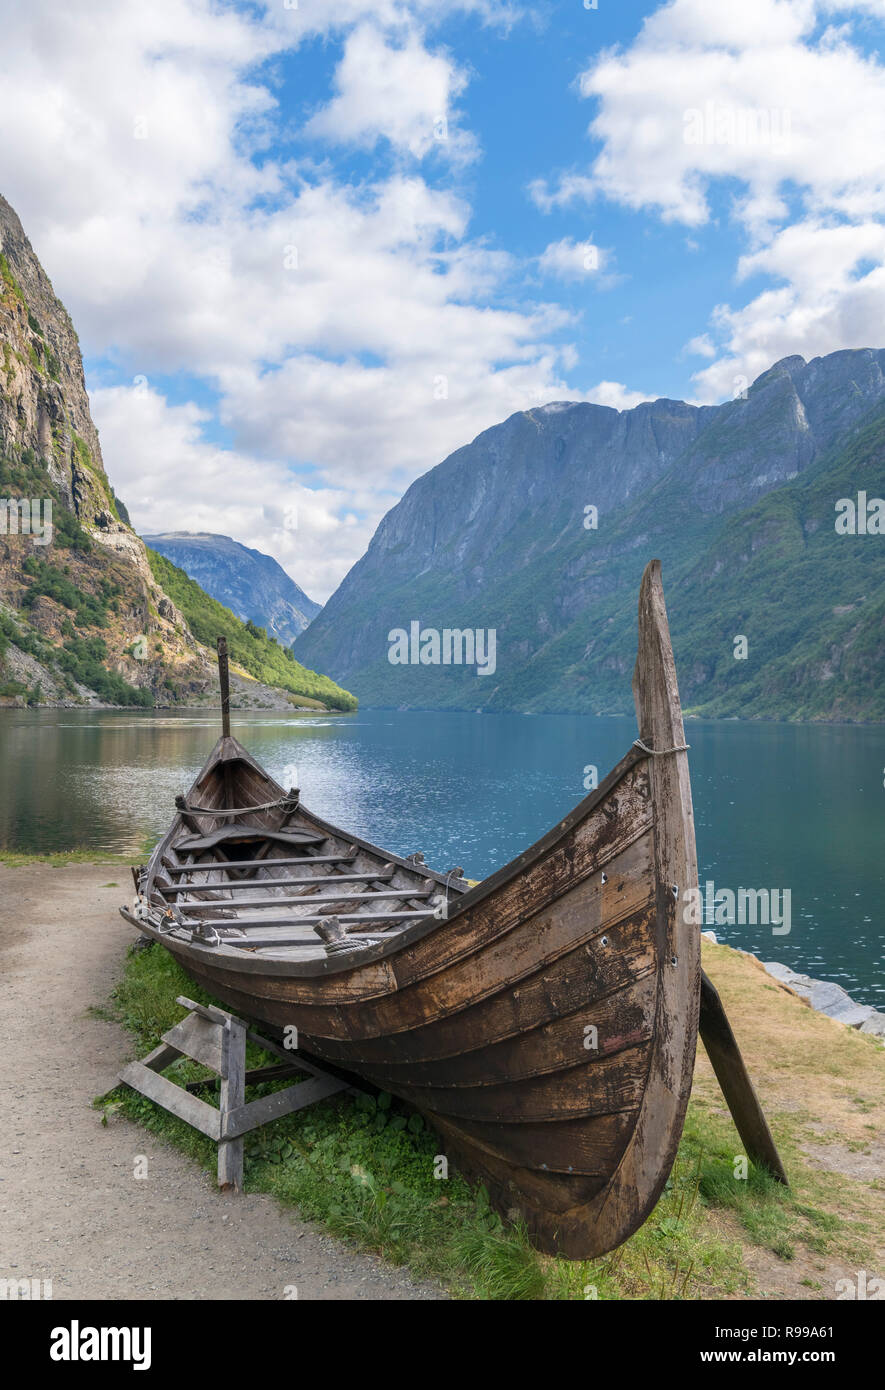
[
  {"left": 145, "top": 548, "right": 354, "bottom": 710},
  {"left": 0, "top": 193, "right": 354, "bottom": 711},
  {"left": 142, "top": 532, "right": 320, "bottom": 646},
  {"left": 294, "top": 349, "right": 885, "bottom": 721}
]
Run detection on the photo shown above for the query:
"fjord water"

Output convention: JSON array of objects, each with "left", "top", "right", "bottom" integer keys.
[{"left": 0, "top": 708, "right": 882, "bottom": 1006}]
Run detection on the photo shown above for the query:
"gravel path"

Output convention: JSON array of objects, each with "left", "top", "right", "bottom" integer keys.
[{"left": 0, "top": 864, "right": 445, "bottom": 1301}]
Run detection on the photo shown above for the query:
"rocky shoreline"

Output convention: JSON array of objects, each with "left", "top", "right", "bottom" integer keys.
[
  {"left": 701, "top": 932, "right": 885, "bottom": 1039},
  {"left": 761, "top": 961, "right": 885, "bottom": 1038}
]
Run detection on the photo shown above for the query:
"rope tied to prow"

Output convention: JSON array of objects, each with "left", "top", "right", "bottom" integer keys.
[{"left": 632, "top": 738, "right": 690, "bottom": 756}]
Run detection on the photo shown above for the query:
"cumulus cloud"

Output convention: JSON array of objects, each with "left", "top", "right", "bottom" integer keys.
[
  {"left": 538, "top": 237, "right": 607, "bottom": 280},
  {"left": 538, "top": 1, "right": 885, "bottom": 229},
  {"left": 90, "top": 383, "right": 377, "bottom": 603},
  {"left": 305, "top": 24, "right": 478, "bottom": 164},
  {"left": 691, "top": 219, "right": 885, "bottom": 399},
  {"left": 685, "top": 333, "right": 717, "bottom": 358},
  {"left": 583, "top": 380, "right": 655, "bottom": 410},
  {"left": 534, "top": 0, "right": 885, "bottom": 401},
  {"left": 0, "top": 0, "right": 577, "bottom": 594}
]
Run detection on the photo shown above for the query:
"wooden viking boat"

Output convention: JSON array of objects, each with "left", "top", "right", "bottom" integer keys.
[{"left": 121, "top": 560, "right": 785, "bottom": 1258}]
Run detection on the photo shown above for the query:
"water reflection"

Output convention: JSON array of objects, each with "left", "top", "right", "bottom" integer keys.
[{"left": 0, "top": 708, "right": 882, "bottom": 1004}]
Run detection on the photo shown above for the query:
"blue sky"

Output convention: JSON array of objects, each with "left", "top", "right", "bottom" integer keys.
[{"left": 1, "top": 0, "right": 884, "bottom": 597}]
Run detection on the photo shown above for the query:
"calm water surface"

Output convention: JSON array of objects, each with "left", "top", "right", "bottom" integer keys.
[{"left": 0, "top": 708, "right": 882, "bottom": 1005}]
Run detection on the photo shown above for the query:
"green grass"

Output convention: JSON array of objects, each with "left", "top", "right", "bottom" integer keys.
[
  {"left": 0, "top": 849, "right": 141, "bottom": 866},
  {"left": 98, "top": 941, "right": 835, "bottom": 1301},
  {"left": 0, "top": 250, "right": 24, "bottom": 302},
  {"left": 146, "top": 548, "right": 357, "bottom": 712}
]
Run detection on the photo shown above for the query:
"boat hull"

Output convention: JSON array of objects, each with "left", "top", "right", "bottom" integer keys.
[
  {"left": 133, "top": 749, "right": 698, "bottom": 1258},
  {"left": 123, "top": 560, "right": 701, "bottom": 1258}
]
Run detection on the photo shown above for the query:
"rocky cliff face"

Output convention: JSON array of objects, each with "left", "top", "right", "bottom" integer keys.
[
  {"left": 294, "top": 348, "right": 885, "bottom": 720},
  {"left": 0, "top": 197, "right": 106, "bottom": 518},
  {"left": 0, "top": 195, "right": 333, "bottom": 709},
  {"left": 142, "top": 533, "right": 321, "bottom": 646}
]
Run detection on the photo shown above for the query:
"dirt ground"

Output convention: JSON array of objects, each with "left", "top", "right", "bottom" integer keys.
[
  {"left": 0, "top": 863, "right": 444, "bottom": 1300},
  {"left": 1, "top": 864, "right": 881, "bottom": 1302}
]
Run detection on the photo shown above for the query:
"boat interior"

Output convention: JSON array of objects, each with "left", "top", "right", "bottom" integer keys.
[{"left": 136, "top": 742, "right": 470, "bottom": 959}]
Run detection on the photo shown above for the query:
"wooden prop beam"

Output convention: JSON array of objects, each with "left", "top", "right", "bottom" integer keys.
[{"left": 699, "top": 969, "right": 789, "bottom": 1186}]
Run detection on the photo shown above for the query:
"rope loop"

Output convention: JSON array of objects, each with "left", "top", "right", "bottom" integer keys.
[{"left": 633, "top": 738, "right": 690, "bottom": 756}]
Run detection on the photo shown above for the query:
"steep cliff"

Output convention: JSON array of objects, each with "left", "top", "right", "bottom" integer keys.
[
  {"left": 294, "top": 350, "right": 885, "bottom": 720},
  {"left": 0, "top": 194, "right": 352, "bottom": 711}
]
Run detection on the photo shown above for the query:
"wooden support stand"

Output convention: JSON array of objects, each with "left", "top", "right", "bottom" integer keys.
[
  {"left": 698, "top": 970, "right": 789, "bottom": 1185},
  {"left": 118, "top": 996, "right": 355, "bottom": 1192}
]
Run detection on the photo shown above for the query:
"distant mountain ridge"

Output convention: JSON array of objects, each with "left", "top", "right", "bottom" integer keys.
[
  {"left": 142, "top": 532, "right": 320, "bottom": 646},
  {"left": 294, "top": 349, "right": 885, "bottom": 721}
]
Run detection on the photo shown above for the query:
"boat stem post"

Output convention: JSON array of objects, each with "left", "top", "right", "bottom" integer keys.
[{"left": 217, "top": 636, "right": 231, "bottom": 739}]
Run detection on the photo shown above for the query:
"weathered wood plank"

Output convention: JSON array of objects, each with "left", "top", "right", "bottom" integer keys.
[
  {"left": 699, "top": 970, "right": 788, "bottom": 1184},
  {"left": 159, "top": 870, "right": 396, "bottom": 894},
  {"left": 119, "top": 1062, "right": 222, "bottom": 1140},
  {"left": 365, "top": 1041, "right": 652, "bottom": 1124},
  {"left": 218, "top": 1017, "right": 246, "bottom": 1190},
  {"left": 161, "top": 1012, "right": 225, "bottom": 1073},
  {"left": 434, "top": 1109, "right": 637, "bottom": 1177},
  {"left": 165, "top": 854, "right": 358, "bottom": 874},
  {"left": 223, "top": 1074, "right": 348, "bottom": 1139},
  {"left": 330, "top": 970, "right": 658, "bottom": 1085},
  {"left": 137, "top": 1042, "right": 181, "bottom": 1074},
  {"left": 178, "top": 888, "right": 434, "bottom": 912}
]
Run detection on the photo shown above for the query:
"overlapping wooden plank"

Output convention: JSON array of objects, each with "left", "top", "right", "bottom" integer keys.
[
  {"left": 190, "top": 908, "right": 432, "bottom": 932},
  {"left": 327, "top": 971, "right": 657, "bottom": 1086},
  {"left": 430, "top": 1109, "right": 637, "bottom": 1177},
  {"left": 178, "top": 888, "right": 434, "bottom": 912},
  {"left": 364, "top": 1041, "right": 652, "bottom": 1123},
  {"left": 159, "top": 870, "right": 397, "bottom": 894}
]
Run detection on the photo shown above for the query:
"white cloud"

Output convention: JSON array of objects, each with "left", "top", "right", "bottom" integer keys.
[
  {"left": 217, "top": 346, "right": 578, "bottom": 494},
  {"left": 536, "top": 0, "right": 885, "bottom": 401},
  {"left": 685, "top": 332, "right": 717, "bottom": 358},
  {"left": 0, "top": 0, "right": 581, "bottom": 597},
  {"left": 90, "top": 384, "right": 378, "bottom": 603},
  {"left": 305, "top": 24, "right": 477, "bottom": 164},
  {"left": 691, "top": 219, "right": 885, "bottom": 399},
  {"left": 583, "top": 380, "right": 654, "bottom": 410},
  {"left": 260, "top": 0, "right": 522, "bottom": 41},
  {"left": 547, "top": 7, "right": 885, "bottom": 229},
  {"left": 538, "top": 237, "right": 606, "bottom": 280}
]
